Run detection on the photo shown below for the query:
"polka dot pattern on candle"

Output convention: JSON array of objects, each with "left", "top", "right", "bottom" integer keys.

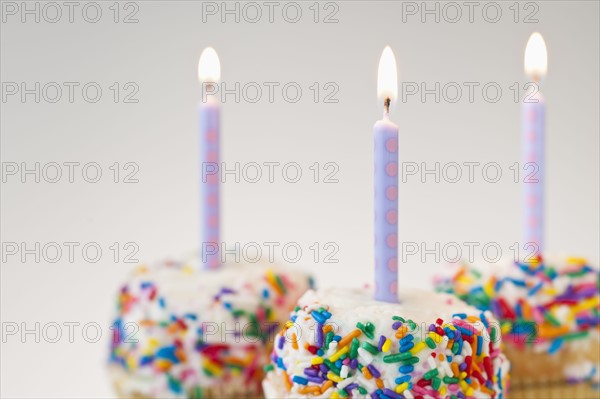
[
  {"left": 521, "top": 93, "right": 544, "bottom": 253},
  {"left": 199, "top": 103, "right": 221, "bottom": 270},
  {"left": 374, "top": 116, "right": 399, "bottom": 302}
]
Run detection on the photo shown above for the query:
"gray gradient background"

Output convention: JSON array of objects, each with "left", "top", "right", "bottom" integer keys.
[{"left": 1, "top": 1, "right": 599, "bottom": 397}]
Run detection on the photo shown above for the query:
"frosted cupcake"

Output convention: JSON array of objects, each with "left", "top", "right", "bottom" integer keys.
[
  {"left": 435, "top": 255, "right": 599, "bottom": 389},
  {"left": 263, "top": 287, "right": 509, "bottom": 398},
  {"left": 109, "top": 258, "right": 314, "bottom": 398}
]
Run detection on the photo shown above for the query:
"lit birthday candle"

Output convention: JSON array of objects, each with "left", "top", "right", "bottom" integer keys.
[
  {"left": 374, "top": 46, "right": 399, "bottom": 302},
  {"left": 522, "top": 33, "right": 547, "bottom": 254},
  {"left": 198, "top": 47, "right": 221, "bottom": 269}
]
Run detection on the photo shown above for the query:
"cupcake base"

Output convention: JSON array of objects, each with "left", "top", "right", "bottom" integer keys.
[
  {"left": 504, "top": 334, "right": 599, "bottom": 386},
  {"left": 111, "top": 365, "right": 263, "bottom": 399},
  {"left": 508, "top": 381, "right": 599, "bottom": 399}
]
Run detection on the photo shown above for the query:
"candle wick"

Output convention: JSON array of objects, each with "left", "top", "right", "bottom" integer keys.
[
  {"left": 384, "top": 97, "right": 391, "bottom": 114},
  {"left": 529, "top": 74, "right": 541, "bottom": 86}
]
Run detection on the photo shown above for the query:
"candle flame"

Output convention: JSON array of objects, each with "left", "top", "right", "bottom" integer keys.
[
  {"left": 377, "top": 46, "right": 398, "bottom": 105},
  {"left": 198, "top": 47, "right": 221, "bottom": 83},
  {"left": 524, "top": 33, "right": 547, "bottom": 81}
]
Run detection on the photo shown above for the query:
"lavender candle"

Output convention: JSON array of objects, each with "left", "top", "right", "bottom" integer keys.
[
  {"left": 522, "top": 33, "right": 547, "bottom": 254},
  {"left": 198, "top": 47, "right": 221, "bottom": 269},
  {"left": 374, "top": 47, "right": 399, "bottom": 302}
]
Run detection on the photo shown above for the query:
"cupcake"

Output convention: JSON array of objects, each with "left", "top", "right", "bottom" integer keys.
[
  {"left": 263, "top": 287, "right": 509, "bottom": 398},
  {"left": 435, "top": 255, "right": 599, "bottom": 390},
  {"left": 109, "top": 258, "right": 314, "bottom": 398}
]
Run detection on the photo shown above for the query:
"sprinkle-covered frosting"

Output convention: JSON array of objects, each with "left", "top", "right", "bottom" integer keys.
[
  {"left": 109, "top": 259, "right": 313, "bottom": 398},
  {"left": 263, "top": 288, "right": 509, "bottom": 398},
  {"left": 434, "top": 256, "right": 599, "bottom": 353}
]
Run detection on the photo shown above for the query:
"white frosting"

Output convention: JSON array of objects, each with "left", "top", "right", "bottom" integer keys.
[
  {"left": 298, "top": 288, "right": 484, "bottom": 328},
  {"left": 123, "top": 262, "right": 303, "bottom": 342}
]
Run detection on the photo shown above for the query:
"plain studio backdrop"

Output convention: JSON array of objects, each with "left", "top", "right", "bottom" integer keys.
[{"left": 1, "top": 1, "right": 598, "bottom": 397}]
